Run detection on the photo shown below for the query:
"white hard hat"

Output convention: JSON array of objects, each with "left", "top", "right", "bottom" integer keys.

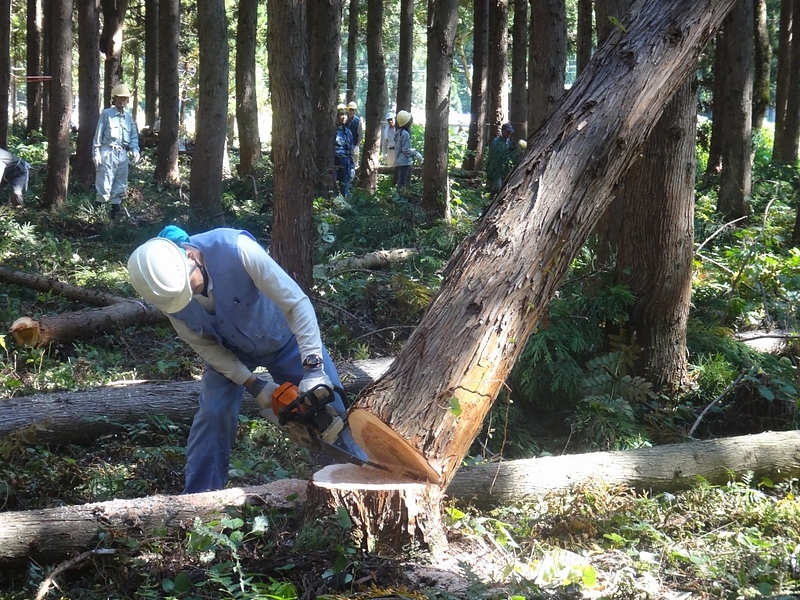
[
  {"left": 111, "top": 83, "right": 131, "bottom": 98},
  {"left": 395, "top": 110, "right": 412, "bottom": 127},
  {"left": 385, "top": 111, "right": 395, "bottom": 121},
  {"left": 127, "top": 237, "right": 192, "bottom": 313}
]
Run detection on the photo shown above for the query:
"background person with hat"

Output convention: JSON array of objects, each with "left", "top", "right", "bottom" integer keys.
[
  {"left": 334, "top": 104, "right": 355, "bottom": 197},
  {"left": 346, "top": 101, "right": 363, "bottom": 169},
  {"left": 485, "top": 122, "right": 515, "bottom": 196},
  {"left": 393, "top": 110, "right": 422, "bottom": 191},
  {"left": 93, "top": 83, "right": 140, "bottom": 219},
  {"left": 381, "top": 111, "right": 396, "bottom": 168}
]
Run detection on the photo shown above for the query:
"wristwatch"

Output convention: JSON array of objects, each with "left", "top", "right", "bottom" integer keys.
[{"left": 302, "top": 354, "right": 322, "bottom": 370}]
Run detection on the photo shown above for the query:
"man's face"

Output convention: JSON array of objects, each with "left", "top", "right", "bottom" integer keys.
[
  {"left": 113, "top": 95, "right": 129, "bottom": 112},
  {"left": 387, "top": 118, "right": 394, "bottom": 127},
  {"left": 348, "top": 109, "right": 356, "bottom": 118},
  {"left": 338, "top": 112, "right": 348, "bottom": 123}
]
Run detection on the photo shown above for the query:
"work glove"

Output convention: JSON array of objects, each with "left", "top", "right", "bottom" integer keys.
[
  {"left": 93, "top": 153, "right": 102, "bottom": 168},
  {"left": 299, "top": 366, "right": 333, "bottom": 397},
  {"left": 350, "top": 168, "right": 355, "bottom": 179},
  {"left": 246, "top": 376, "right": 280, "bottom": 415},
  {"left": 131, "top": 150, "right": 141, "bottom": 164},
  {"left": 414, "top": 151, "right": 423, "bottom": 163}
]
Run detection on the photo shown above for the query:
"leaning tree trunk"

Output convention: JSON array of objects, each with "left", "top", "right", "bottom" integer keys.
[{"left": 344, "top": 0, "right": 738, "bottom": 507}]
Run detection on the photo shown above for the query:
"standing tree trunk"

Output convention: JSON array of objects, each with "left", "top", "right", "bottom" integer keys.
[
  {"left": 235, "top": 0, "right": 261, "bottom": 176},
  {"left": 360, "top": 0, "right": 387, "bottom": 192},
  {"left": 462, "top": 0, "right": 488, "bottom": 171},
  {"left": 0, "top": 0, "right": 10, "bottom": 149},
  {"left": 751, "top": 0, "right": 770, "bottom": 129},
  {"left": 772, "top": 0, "right": 794, "bottom": 161},
  {"left": 75, "top": 0, "right": 101, "bottom": 186},
  {"left": 396, "top": 0, "right": 414, "bottom": 113},
  {"left": 41, "top": 0, "right": 72, "bottom": 210},
  {"left": 778, "top": 0, "right": 800, "bottom": 165},
  {"left": 308, "top": 0, "right": 341, "bottom": 198},
  {"left": 267, "top": 0, "right": 316, "bottom": 290},
  {"left": 421, "top": 0, "right": 458, "bottom": 220},
  {"left": 346, "top": 0, "right": 359, "bottom": 102},
  {"left": 154, "top": 0, "right": 180, "bottom": 186},
  {"left": 509, "top": 0, "right": 528, "bottom": 138},
  {"left": 345, "top": 0, "right": 737, "bottom": 498},
  {"left": 486, "top": 0, "right": 508, "bottom": 139},
  {"left": 188, "top": 0, "right": 228, "bottom": 229},
  {"left": 26, "top": 0, "right": 42, "bottom": 133},
  {"left": 527, "top": 0, "right": 567, "bottom": 134},
  {"left": 707, "top": 0, "right": 754, "bottom": 220},
  {"left": 99, "top": 0, "right": 128, "bottom": 102},
  {"left": 576, "top": 0, "right": 593, "bottom": 76},
  {"left": 144, "top": 0, "right": 159, "bottom": 128}
]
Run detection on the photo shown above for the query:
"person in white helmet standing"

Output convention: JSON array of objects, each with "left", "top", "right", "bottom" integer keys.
[
  {"left": 346, "top": 101, "right": 362, "bottom": 170},
  {"left": 127, "top": 226, "right": 368, "bottom": 494},
  {"left": 93, "top": 83, "right": 140, "bottom": 219},
  {"left": 380, "top": 111, "right": 396, "bottom": 168}
]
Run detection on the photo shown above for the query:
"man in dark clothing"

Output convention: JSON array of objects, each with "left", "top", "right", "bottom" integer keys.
[
  {"left": 335, "top": 104, "right": 354, "bottom": 197},
  {"left": 0, "top": 148, "right": 31, "bottom": 207},
  {"left": 485, "top": 122, "right": 515, "bottom": 196},
  {"left": 346, "top": 101, "right": 363, "bottom": 169}
]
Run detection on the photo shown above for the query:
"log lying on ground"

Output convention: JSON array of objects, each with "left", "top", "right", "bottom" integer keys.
[
  {"left": 0, "top": 480, "right": 307, "bottom": 565},
  {"left": 322, "top": 248, "right": 419, "bottom": 274},
  {"left": 0, "top": 430, "right": 796, "bottom": 563},
  {"left": 446, "top": 430, "right": 800, "bottom": 509},
  {"left": 0, "top": 358, "right": 393, "bottom": 444},
  {"left": 0, "top": 266, "right": 128, "bottom": 307}
]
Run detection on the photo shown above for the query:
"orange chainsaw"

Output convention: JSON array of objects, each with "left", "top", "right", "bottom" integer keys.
[{"left": 270, "top": 382, "right": 385, "bottom": 470}]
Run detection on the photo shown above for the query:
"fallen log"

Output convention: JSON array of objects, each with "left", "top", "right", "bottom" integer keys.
[
  {"left": 446, "top": 430, "right": 800, "bottom": 508},
  {"left": 0, "top": 266, "right": 128, "bottom": 307},
  {"left": 0, "top": 430, "right": 796, "bottom": 563},
  {"left": 0, "top": 479, "right": 307, "bottom": 565},
  {"left": 0, "top": 358, "right": 393, "bottom": 444},
  {"left": 322, "top": 248, "right": 419, "bottom": 274}
]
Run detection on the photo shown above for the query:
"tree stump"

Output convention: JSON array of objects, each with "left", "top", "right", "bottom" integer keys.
[{"left": 306, "top": 464, "right": 446, "bottom": 554}]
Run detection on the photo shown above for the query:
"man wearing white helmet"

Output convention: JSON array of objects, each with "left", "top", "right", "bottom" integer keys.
[
  {"left": 380, "top": 111, "right": 396, "bottom": 168},
  {"left": 127, "top": 227, "right": 367, "bottom": 494},
  {"left": 93, "top": 83, "right": 140, "bottom": 219},
  {"left": 346, "top": 101, "right": 362, "bottom": 169}
]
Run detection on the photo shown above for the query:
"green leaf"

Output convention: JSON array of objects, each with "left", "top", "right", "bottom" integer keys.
[
  {"left": 336, "top": 505, "right": 353, "bottom": 529},
  {"left": 449, "top": 397, "right": 462, "bottom": 416}
]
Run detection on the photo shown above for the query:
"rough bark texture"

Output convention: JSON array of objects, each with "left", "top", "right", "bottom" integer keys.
[
  {"left": 462, "top": 0, "right": 488, "bottom": 171},
  {"left": 509, "top": 0, "right": 528, "bottom": 138},
  {"left": 421, "top": 0, "right": 458, "bottom": 219},
  {"left": 0, "top": 358, "right": 394, "bottom": 444},
  {"left": 527, "top": 0, "right": 567, "bottom": 134},
  {"left": 267, "top": 0, "right": 316, "bottom": 290},
  {"left": 306, "top": 464, "right": 446, "bottom": 553},
  {"left": 154, "top": 0, "right": 180, "bottom": 185},
  {"left": 143, "top": 0, "right": 159, "bottom": 128},
  {"left": 75, "top": 0, "right": 102, "bottom": 186},
  {"left": 99, "top": 0, "right": 127, "bottom": 103},
  {"left": 0, "top": 0, "right": 10, "bottom": 148},
  {"left": 41, "top": 0, "right": 72, "bottom": 210},
  {"left": 751, "top": 0, "right": 770, "bottom": 129},
  {"left": 447, "top": 431, "right": 800, "bottom": 508},
  {"left": 346, "top": 0, "right": 359, "bottom": 103},
  {"left": 360, "top": 0, "right": 388, "bottom": 192},
  {"left": 26, "top": 0, "right": 42, "bottom": 133},
  {"left": 0, "top": 480, "right": 308, "bottom": 565},
  {"left": 708, "top": 0, "right": 754, "bottom": 220},
  {"left": 487, "top": 0, "right": 509, "bottom": 138},
  {"left": 188, "top": 0, "right": 228, "bottom": 229},
  {"left": 576, "top": 0, "right": 593, "bottom": 75},
  {"left": 777, "top": 0, "right": 800, "bottom": 164},
  {"left": 349, "top": 0, "right": 738, "bottom": 489},
  {"left": 395, "top": 0, "right": 414, "bottom": 113},
  {"left": 0, "top": 266, "right": 130, "bottom": 306},
  {"left": 235, "top": 0, "right": 261, "bottom": 176}
]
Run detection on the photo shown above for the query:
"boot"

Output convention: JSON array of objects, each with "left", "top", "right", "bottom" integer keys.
[
  {"left": 109, "top": 204, "right": 121, "bottom": 219},
  {"left": 9, "top": 192, "right": 23, "bottom": 207}
]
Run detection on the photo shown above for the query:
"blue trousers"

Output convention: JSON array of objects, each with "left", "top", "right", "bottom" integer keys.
[{"left": 182, "top": 338, "right": 366, "bottom": 493}]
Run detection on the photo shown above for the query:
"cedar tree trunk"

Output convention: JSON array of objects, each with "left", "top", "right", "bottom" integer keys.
[
  {"left": 235, "top": 0, "right": 261, "bottom": 176},
  {"left": 154, "top": 0, "right": 180, "bottom": 185}
]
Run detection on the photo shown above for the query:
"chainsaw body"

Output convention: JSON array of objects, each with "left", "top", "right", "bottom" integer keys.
[{"left": 271, "top": 382, "right": 344, "bottom": 444}]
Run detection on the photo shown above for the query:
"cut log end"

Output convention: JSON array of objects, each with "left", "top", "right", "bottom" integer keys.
[
  {"left": 348, "top": 407, "right": 440, "bottom": 484},
  {"left": 308, "top": 463, "right": 446, "bottom": 554},
  {"left": 10, "top": 317, "right": 40, "bottom": 347}
]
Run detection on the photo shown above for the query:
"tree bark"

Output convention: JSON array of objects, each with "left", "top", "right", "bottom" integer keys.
[
  {"left": 527, "top": 0, "right": 567, "bottom": 135},
  {"left": 0, "top": 266, "right": 130, "bottom": 306},
  {"left": 41, "top": 0, "right": 72, "bottom": 210},
  {"left": 235, "top": 0, "right": 261, "bottom": 176},
  {"left": 154, "top": 0, "right": 180, "bottom": 186},
  {"left": 772, "top": 0, "right": 794, "bottom": 162},
  {"left": 751, "top": 0, "right": 770, "bottom": 129},
  {"left": 576, "top": 0, "right": 593, "bottom": 76},
  {"left": 2, "top": 431, "right": 797, "bottom": 563},
  {"left": 447, "top": 431, "right": 800, "bottom": 509},
  {"left": 487, "top": 0, "right": 509, "bottom": 139},
  {"left": 26, "top": 0, "right": 42, "bottom": 134},
  {"left": 360, "top": 0, "right": 388, "bottom": 192},
  {"left": 99, "top": 0, "right": 128, "bottom": 102},
  {"left": 0, "top": 0, "right": 10, "bottom": 148},
  {"left": 421, "top": 0, "right": 458, "bottom": 219},
  {"left": 188, "top": 0, "right": 228, "bottom": 229},
  {"left": 0, "top": 358, "right": 394, "bottom": 444},
  {"left": 462, "top": 0, "right": 488, "bottom": 171},
  {"left": 75, "top": 0, "right": 102, "bottom": 186},
  {"left": 0, "top": 480, "right": 308, "bottom": 565},
  {"left": 143, "top": 0, "right": 159, "bottom": 128},
  {"left": 346, "top": 0, "right": 738, "bottom": 491},
  {"left": 509, "top": 0, "right": 528, "bottom": 139},
  {"left": 395, "top": 0, "right": 414, "bottom": 113}
]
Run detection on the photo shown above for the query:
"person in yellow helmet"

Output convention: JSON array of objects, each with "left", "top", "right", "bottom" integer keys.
[
  {"left": 92, "top": 83, "right": 140, "bottom": 219},
  {"left": 346, "top": 101, "right": 362, "bottom": 169}
]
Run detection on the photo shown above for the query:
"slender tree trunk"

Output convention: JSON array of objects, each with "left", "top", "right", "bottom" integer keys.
[
  {"left": 709, "top": 0, "right": 754, "bottom": 220},
  {"left": 396, "top": 0, "right": 414, "bottom": 112},
  {"left": 360, "top": 0, "right": 387, "bottom": 192},
  {"left": 487, "top": 0, "right": 508, "bottom": 139},
  {"left": 154, "top": 0, "right": 180, "bottom": 185},
  {"left": 235, "top": 0, "right": 261, "bottom": 176},
  {"left": 267, "top": 0, "right": 316, "bottom": 290},
  {"left": 308, "top": 0, "right": 342, "bottom": 198},
  {"left": 773, "top": 0, "right": 793, "bottom": 161},
  {"left": 576, "top": 0, "right": 593, "bottom": 75},
  {"left": 41, "top": 0, "right": 72, "bottom": 210},
  {"left": 75, "top": 0, "right": 101, "bottom": 186},
  {"left": 26, "top": 0, "right": 42, "bottom": 133},
  {"left": 509, "top": 0, "right": 528, "bottom": 138},
  {"left": 144, "top": 0, "right": 159, "bottom": 128},
  {"left": 347, "top": 0, "right": 738, "bottom": 491},
  {"left": 778, "top": 0, "right": 800, "bottom": 164},
  {"left": 99, "top": 0, "right": 128, "bottom": 101},
  {"left": 346, "top": 0, "right": 358, "bottom": 102},
  {"left": 751, "top": 0, "right": 770, "bottom": 129},
  {"left": 462, "top": 0, "right": 488, "bottom": 171},
  {"left": 0, "top": 0, "right": 10, "bottom": 148},
  {"left": 40, "top": 3, "right": 49, "bottom": 133},
  {"left": 527, "top": 0, "right": 567, "bottom": 134},
  {"left": 188, "top": 0, "right": 228, "bottom": 228},
  {"left": 421, "top": 0, "right": 458, "bottom": 220}
]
